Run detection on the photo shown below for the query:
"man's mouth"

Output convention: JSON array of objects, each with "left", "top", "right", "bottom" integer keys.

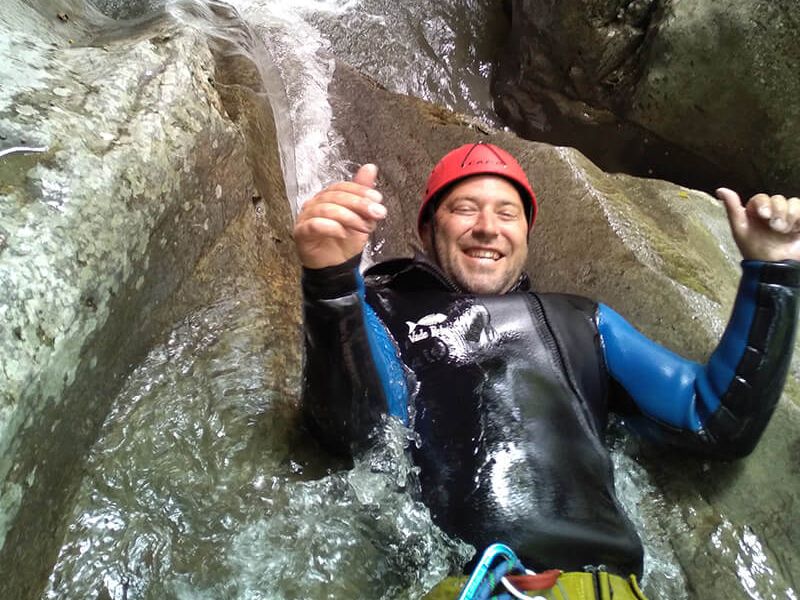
[{"left": 464, "top": 249, "right": 502, "bottom": 260}]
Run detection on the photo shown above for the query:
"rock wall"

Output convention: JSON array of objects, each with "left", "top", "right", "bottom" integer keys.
[
  {"left": 0, "top": 1, "right": 291, "bottom": 597},
  {"left": 494, "top": 0, "right": 800, "bottom": 198}
]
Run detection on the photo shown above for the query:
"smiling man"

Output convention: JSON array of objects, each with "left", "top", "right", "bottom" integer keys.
[
  {"left": 293, "top": 143, "right": 800, "bottom": 600},
  {"left": 422, "top": 175, "right": 529, "bottom": 295}
]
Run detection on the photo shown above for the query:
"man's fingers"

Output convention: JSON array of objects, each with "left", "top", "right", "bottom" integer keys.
[
  {"left": 717, "top": 187, "right": 800, "bottom": 261},
  {"left": 299, "top": 200, "right": 383, "bottom": 234},
  {"left": 746, "top": 193, "right": 798, "bottom": 234},
  {"left": 773, "top": 196, "right": 800, "bottom": 233},
  {"left": 301, "top": 190, "right": 386, "bottom": 221},
  {"left": 294, "top": 217, "right": 349, "bottom": 241},
  {"left": 301, "top": 184, "right": 383, "bottom": 219},
  {"left": 743, "top": 192, "right": 787, "bottom": 231},
  {"left": 315, "top": 202, "right": 382, "bottom": 232},
  {"left": 352, "top": 163, "right": 378, "bottom": 188},
  {"left": 746, "top": 193, "right": 773, "bottom": 220},
  {"left": 294, "top": 210, "right": 380, "bottom": 242},
  {"left": 766, "top": 195, "right": 789, "bottom": 232},
  {"left": 309, "top": 180, "right": 383, "bottom": 201},
  {"left": 716, "top": 187, "right": 743, "bottom": 213},
  {"left": 292, "top": 164, "right": 383, "bottom": 269},
  {"left": 787, "top": 197, "right": 800, "bottom": 233}
]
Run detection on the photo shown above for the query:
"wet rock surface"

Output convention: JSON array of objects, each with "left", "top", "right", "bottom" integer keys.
[
  {"left": 494, "top": 0, "right": 800, "bottom": 197},
  {"left": 0, "top": 1, "right": 287, "bottom": 596}
]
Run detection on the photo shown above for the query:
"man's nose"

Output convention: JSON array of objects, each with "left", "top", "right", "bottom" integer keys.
[{"left": 472, "top": 209, "right": 499, "bottom": 237}]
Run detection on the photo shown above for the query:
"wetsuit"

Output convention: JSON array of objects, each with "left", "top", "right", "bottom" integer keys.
[{"left": 300, "top": 253, "right": 799, "bottom": 578}]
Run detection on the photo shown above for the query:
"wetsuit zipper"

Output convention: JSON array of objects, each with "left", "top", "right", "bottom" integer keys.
[
  {"left": 529, "top": 293, "right": 606, "bottom": 440},
  {"left": 529, "top": 295, "right": 581, "bottom": 399},
  {"left": 425, "top": 264, "right": 463, "bottom": 293}
]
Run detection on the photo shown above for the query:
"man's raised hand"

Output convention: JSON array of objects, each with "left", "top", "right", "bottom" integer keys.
[
  {"left": 716, "top": 188, "right": 800, "bottom": 262},
  {"left": 293, "top": 164, "right": 387, "bottom": 269}
]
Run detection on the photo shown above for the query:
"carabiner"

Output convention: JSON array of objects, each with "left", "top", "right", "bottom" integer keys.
[{"left": 457, "top": 543, "right": 521, "bottom": 600}]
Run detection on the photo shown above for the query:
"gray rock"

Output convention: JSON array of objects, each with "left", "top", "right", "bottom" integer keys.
[
  {"left": 494, "top": 0, "right": 800, "bottom": 196},
  {"left": 0, "top": 1, "right": 290, "bottom": 597}
]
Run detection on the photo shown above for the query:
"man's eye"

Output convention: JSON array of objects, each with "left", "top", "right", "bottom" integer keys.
[
  {"left": 452, "top": 205, "right": 477, "bottom": 214},
  {"left": 499, "top": 211, "right": 519, "bottom": 220}
]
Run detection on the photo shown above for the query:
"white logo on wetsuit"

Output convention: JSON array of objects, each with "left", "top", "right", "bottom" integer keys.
[{"left": 405, "top": 304, "right": 495, "bottom": 363}]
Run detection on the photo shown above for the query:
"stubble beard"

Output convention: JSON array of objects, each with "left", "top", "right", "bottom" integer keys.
[{"left": 432, "top": 229, "right": 521, "bottom": 295}]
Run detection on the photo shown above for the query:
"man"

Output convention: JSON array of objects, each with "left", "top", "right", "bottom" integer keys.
[{"left": 293, "top": 142, "right": 800, "bottom": 598}]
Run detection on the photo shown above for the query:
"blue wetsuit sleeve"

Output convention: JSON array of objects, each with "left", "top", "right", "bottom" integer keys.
[
  {"left": 357, "top": 278, "right": 410, "bottom": 423},
  {"left": 599, "top": 260, "right": 800, "bottom": 458},
  {"left": 300, "top": 255, "right": 409, "bottom": 456}
]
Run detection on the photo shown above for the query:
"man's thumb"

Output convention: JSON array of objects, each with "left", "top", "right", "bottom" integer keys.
[
  {"left": 353, "top": 163, "right": 378, "bottom": 188},
  {"left": 716, "top": 187, "right": 747, "bottom": 231},
  {"left": 716, "top": 187, "right": 742, "bottom": 207}
]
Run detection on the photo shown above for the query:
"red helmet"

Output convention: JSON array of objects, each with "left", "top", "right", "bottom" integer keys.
[{"left": 418, "top": 142, "right": 537, "bottom": 234}]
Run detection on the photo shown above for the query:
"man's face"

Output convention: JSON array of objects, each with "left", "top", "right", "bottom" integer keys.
[{"left": 422, "top": 175, "right": 529, "bottom": 294}]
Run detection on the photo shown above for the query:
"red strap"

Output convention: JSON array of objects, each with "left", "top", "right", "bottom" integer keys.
[{"left": 505, "top": 570, "right": 562, "bottom": 591}]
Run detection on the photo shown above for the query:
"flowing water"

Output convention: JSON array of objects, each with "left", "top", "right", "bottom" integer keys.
[
  {"left": 6, "top": 0, "right": 786, "bottom": 598},
  {"left": 43, "top": 286, "right": 470, "bottom": 599}
]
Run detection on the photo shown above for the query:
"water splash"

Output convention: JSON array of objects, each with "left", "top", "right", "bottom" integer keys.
[
  {"left": 709, "top": 518, "right": 798, "bottom": 600},
  {"left": 44, "top": 286, "right": 470, "bottom": 599},
  {"left": 609, "top": 433, "right": 689, "bottom": 600},
  {"left": 219, "top": 0, "right": 506, "bottom": 210}
]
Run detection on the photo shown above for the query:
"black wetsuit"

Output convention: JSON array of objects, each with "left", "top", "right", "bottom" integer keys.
[{"left": 300, "top": 253, "right": 799, "bottom": 577}]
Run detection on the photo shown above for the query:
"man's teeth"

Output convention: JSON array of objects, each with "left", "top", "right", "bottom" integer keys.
[{"left": 466, "top": 249, "right": 501, "bottom": 260}]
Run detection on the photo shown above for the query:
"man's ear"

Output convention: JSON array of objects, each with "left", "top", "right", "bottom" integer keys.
[{"left": 419, "top": 221, "right": 433, "bottom": 254}]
